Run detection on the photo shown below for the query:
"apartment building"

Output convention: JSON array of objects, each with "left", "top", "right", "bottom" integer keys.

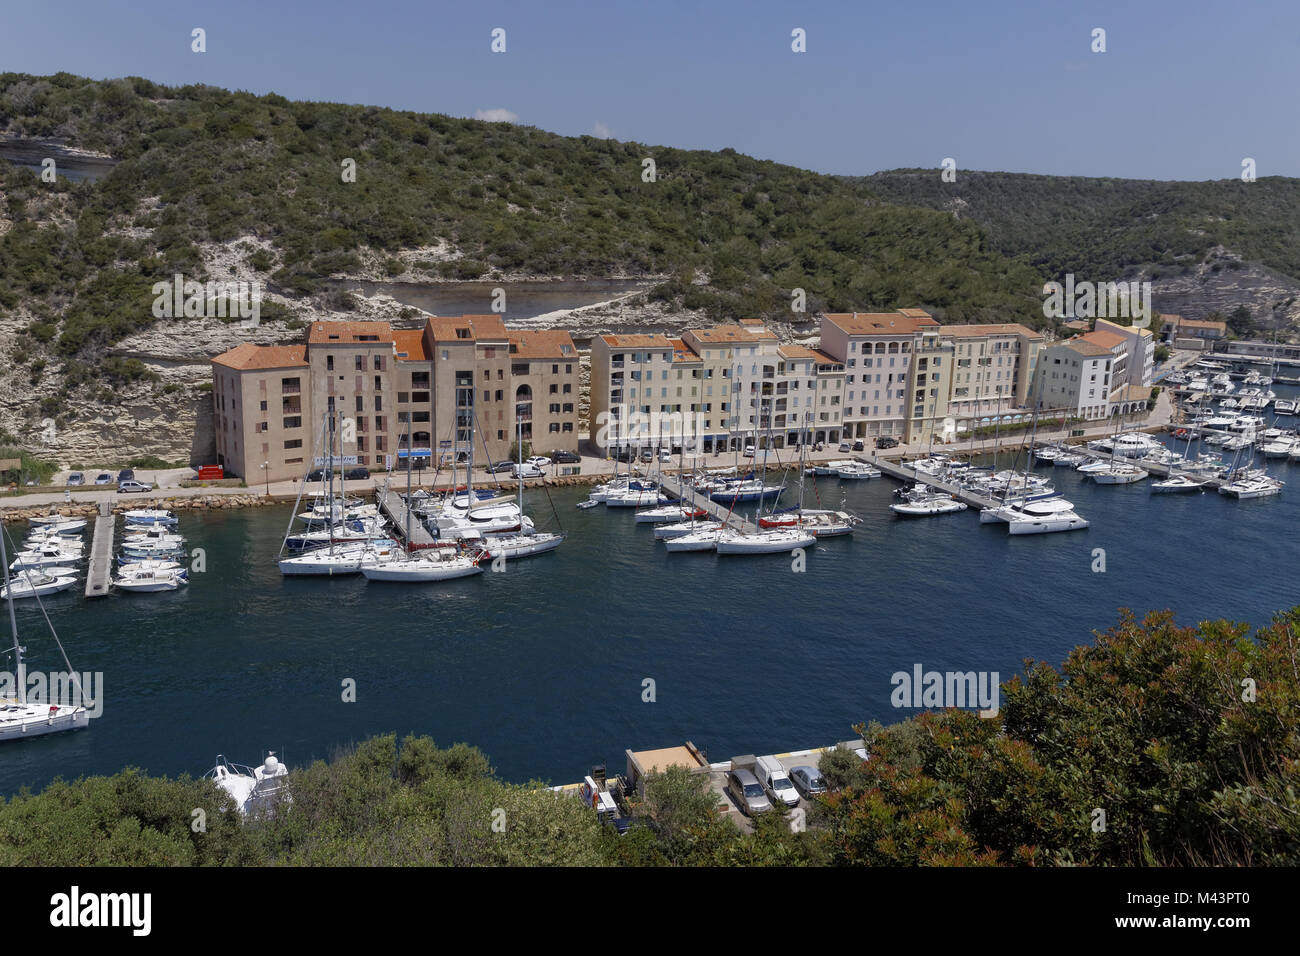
[
  {"left": 904, "top": 326, "right": 955, "bottom": 444},
  {"left": 1095, "top": 318, "right": 1155, "bottom": 388},
  {"left": 1159, "top": 313, "right": 1227, "bottom": 349},
  {"left": 1033, "top": 338, "right": 1114, "bottom": 420},
  {"left": 943, "top": 324, "right": 1044, "bottom": 419},
  {"left": 589, "top": 334, "right": 677, "bottom": 453},
  {"left": 212, "top": 344, "right": 311, "bottom": 484},
  {"left": 212, "top": 316, "right": 579, "bottom": 479},
  {"left": 819, "top": 310, "right": 939, "bottom": 441},
  {"left": 507, "top": 329, "right": 580, "bottom": 455}
]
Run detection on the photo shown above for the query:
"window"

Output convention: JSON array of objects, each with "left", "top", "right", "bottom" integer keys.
[
  {"left": 374, "top": 355, "right": 382, "bottom": 371},
  {"left": 327, "top": 356, "right": 334, "bottom": 371},
  {"left": 285, "top": 439, "right": 303, "bottom": 450},
  {"left": 562, "top": 422, "right": 573, "bottom": 432},
  {"left": 549, "top": 423, "right": 560, "bottom": 433},
  {"left": 355, "top": 355, "right": 363, "bottom": 371},
  {"left": 355, "top": 396, "right": 364, "bottom": 412},
  {"left": 375, "top": 396, "right": 382, "bottom": 411},
  {"left": 398, "top": 391, "right": 409, "bottom": 404},
  {"left": 375, "top": 417, "right": 385, "bottom": 432},
  {"left": 375, "top": 376, "right": 382, "bottom": 391},
  {"left": 563, "top": 384, "right": 572, "bottom": 394},
  {"left": 283, "top": 416, "right": 302, "bottom": 429},
  {"left": 259, "top": 400, "right": 267, "bottom": 411}
]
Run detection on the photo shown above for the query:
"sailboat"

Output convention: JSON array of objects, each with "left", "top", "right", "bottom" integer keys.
[
  {"left": 481, "top": 415, "right": 566, "bottom": 560},
  {"left": 361, "top": 387, "right": 483, "bottom": 582},
  {"left": 0, "top": 526, "right": 91, "bottom": 741},
  {"left": 279, "top": 413, "right": 396, "bottom": 575},
  {"left": 715, "top": 411, "right": 815, "bottom": 554}
]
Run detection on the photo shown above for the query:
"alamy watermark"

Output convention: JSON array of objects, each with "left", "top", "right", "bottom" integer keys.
[
  {"left": 0, "top": 669, "right": 103, "bottom": 718},
  {"left": 151, "top": 273, "right": 263, "bottom": 327},
  {"left": 891, "top": 664, "right": 999, "bottom": 717},
  {"left": 1042, "top": 273, "right": 1150, "bottom": 328}
]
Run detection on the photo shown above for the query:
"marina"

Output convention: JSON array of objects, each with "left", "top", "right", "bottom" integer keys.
[{"left": 84, "top": 506, "right": 114, "bottom": 599}]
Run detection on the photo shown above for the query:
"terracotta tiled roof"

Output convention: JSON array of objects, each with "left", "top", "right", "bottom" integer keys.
[
  {"left": 212, "top": 343, "right": 308, "bottom": 371},
  {"left": 426, "top": 314, "right": 508, "bottom": 342},
  {"left": 1061, "top": 339, "right": 1113, "bottom": 358},
  {"left": 508, "top": 329, "right": 577, "bottom": 359},
  {"left": 822, "top": 311, "right": 940, "bottom": 335},
  {"left": 306, "top": 320, "right": 393, "bottom": 344},
  {"left": 940, "top": 323, "right": 1044, "bottom": 340},
  {"left": 778, "top": 344, "right": 819, "bottom": 360},
  {"left": 601, "top": 333, "right": 674, "bottom": 348},
  {"left": 685, "top": 324, "right": 772, "bottom": 343},
  {"left": 668, "top": 338, "right": 701, "bottom": 363},
  {"left": 1081, "top": 330, "right": 1127, "bottom": 350},
  {"left": 392, "top": 329, "right": 429, "bottom": 361}
]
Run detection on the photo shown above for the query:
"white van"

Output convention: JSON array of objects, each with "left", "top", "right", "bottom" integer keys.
[{"left": 754, "top": 755, "right": 800, "bottom": 807}]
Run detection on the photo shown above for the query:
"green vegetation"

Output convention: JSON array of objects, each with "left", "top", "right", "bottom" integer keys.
[
  {"left": 0, "top": 443, "right": 58, "bottom": 485},
  {"left": 2, "top": 607, "right": 1297, "bottom": 866},
  {"left": 858, "top": 169, "right": 1300, "bottom": 287},
  {"left": 0, "top": 72, "right": 1050, "bottom": 375}
]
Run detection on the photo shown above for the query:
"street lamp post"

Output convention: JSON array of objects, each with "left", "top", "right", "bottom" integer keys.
[{"left": 262, "top": 460, "right": 269, "bottom": 496}]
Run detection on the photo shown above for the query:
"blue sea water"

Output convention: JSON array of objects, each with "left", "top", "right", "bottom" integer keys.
[{"left": 2, "top": 428, "right": 1298, "bottom": 796}]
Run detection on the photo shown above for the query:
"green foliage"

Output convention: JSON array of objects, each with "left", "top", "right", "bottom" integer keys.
[
  {"left": 861, "top": 169, "right": 1300, "bottom": 288},
  {"left": 0, "top": 72, "right": 1055, "bottom": 373}
]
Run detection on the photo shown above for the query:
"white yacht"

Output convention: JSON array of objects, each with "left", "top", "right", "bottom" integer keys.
[
  {"left": 360, "top": 548, "right": 483, "bottom": 582},
  {"left": 1089, "top": 462, "right": 1149, "bottom": 484},
  {"left": 114, "top": 565, "right": 189, "bottom": 592},
  {"left": 1219, "top": 475, "right": 1283, "bottom": 499},
  {"left": 663, "top": 525, "right": 727, "bottom": 552},
  {"left": 635, "top": 504, "right": 706, "bottom": 524},
  {"left": 1005, "top": 498, "right": 1089, "bottom": 535},
  {"left": 715, "top": 526, "right": 816, "bottom": 554},
  {"left": 1151, "top": 474, "right": 1207, "bottom": 493},
  {"left": 890, "top": 490, "right": 967, "bottom": 516},
  {"left": 205, "top": 754, "right": 290, "bottom": 816},
  {"left": 10, "top": 543, "right": 81, "bottom": 571},
  {"left": 278, "top": 540, "right": 400, "bottom": 576},
  {"left": 1, "top": 570, "right": 77, "bottom": 600},
  {"left": 836, "top": 461, "right": 880, "bottom": 480}
]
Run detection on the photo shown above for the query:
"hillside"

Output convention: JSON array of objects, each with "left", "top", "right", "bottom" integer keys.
[
  {"left": 858, "top": 169, "right": 1300, "bottom": 328},
  {"left": 0, "top": 74, "right": 1054, "bottom": 462}
]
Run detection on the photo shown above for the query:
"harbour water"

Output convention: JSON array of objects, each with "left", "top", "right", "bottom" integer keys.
[{"left": 3, "top": 433, "right": 1299, "bottom": 797}]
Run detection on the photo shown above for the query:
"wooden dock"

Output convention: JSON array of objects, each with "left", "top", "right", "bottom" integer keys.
[
  {"left": 84, "top": 503, "right": 114, "bottom": 598},
  {"left": 376, "top": 482, "right": 437, "bottom": 547},
  {"left": 657, "top": 473, "right": 757, "bottom": 531}
]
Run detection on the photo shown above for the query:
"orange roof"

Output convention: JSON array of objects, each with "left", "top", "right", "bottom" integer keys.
[
  {"left": 508, "top": 329, "right": 577, "bottom": 359},
  {"left": 940, "top": 323, "right": 1043, "bottom": 340},
  {"left": 778, "top": 344, "right": 819, "bottom": 360},
  {"left": 668, "top": 338, "right": 701, "bottom": 363},
  {"left": 212, "top": 343, "right": 308, "bottom": 371},
  {"left": 1062, "top": 339, "right": 1113, "bottom": 358},
  {"left": 811, "top": 349, "right": 845, "bottom": 367},
  {"left": 426, "top": 314, "right": 508, "bottom": 343},
  {"left": 391, "top": 329, "right": 429, "bottom": 361},
  {"left": 307, "top": 320, "right": 393, "bottom": 345},
  {"left": 823, "top": 311, "right": 940, "bottom": 335},
  {"left": 1175, "top": 317, "right": 1226, "bottom": 331},
  {"left": 1081, "top": 330, "right": 1126, "bottom": 350},
  {"left": 685, "top": 324, "right": 774, "bottom": 344},
  {"left": 601, "top": 333, "right": 674, "bottom": 348}
]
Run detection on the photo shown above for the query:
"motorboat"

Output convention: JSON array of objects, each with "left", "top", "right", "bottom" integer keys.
[
  {"left": 1219, "top": 475, "right": 1283, "bottom": 499},
  {"left": 25, "top": 517, "right": 87, "bottom": 535},
  {"left": 205, "top": 754, "right": 290, "bottom": 816},
  {"left": 9, "top": 544, "right": 81, "bottom": 571},
  {"left": 634, "top": 504, "right": 705, "bottom": 524},
  {"left": 1151, "top": 474, "right": 1206, "bottom": 493},
  {"left": 1261, "top": 437, "right": 1296, "bottom": 459},
  {"left": 1, "top": 570, "right": 77, "bottom": 600},
  {"left": 806, "top": 460, "right": 854, "bottom": 476},
  {"left": 1004, "top": 498, "right": 1089, "bottom": 535},
  {"left": 121, "top": 509, "right": 178, "bottom": 526},
  {"left": 654, "top": 518, "right": 719, "bottom": 540},
  {"left": 1089, "top": 462, "right": 1149, "bottom": 484},
  {"left": 1273, "top": 399, "right": 1297, "bottom": 416},
  {"left": 890, "top": 490, "right": 967, "bottom": 516},
  {"left": 835, "top": 462, "right": 880, "bottom": 480},
  {"left": 113, "top": 565, "right": 189, "bottom": 592}
]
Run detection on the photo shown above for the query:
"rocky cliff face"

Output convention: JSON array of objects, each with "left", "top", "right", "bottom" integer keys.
[{"left": 1149, "top": 247, "right": 1300, "bottom": 329}]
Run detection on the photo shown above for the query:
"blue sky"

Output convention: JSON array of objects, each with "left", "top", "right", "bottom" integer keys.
[{"left": 2, "top": 0, "right": 1297, "bottom": 180}]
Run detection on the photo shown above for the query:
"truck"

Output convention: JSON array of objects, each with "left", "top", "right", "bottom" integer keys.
[{"left": 754, "top": 755, "right": 801, "bottom": 807}]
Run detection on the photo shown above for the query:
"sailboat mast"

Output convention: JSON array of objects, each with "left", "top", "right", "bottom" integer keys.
[
  {"left": 0, "top": 527, "right": 25, "bottom": 705},
  {"left": 405, "top": 412, "right": 412, "bottom": 557}
]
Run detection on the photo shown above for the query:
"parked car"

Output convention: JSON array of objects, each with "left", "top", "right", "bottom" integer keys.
[
  {"left": 93, "top": 473, "right": 113, "bottom": 485},
  {"left": 875, "top": 436, "right": 899, "bottom": 449},
  {"left": 743, "top": 445, "right": 756, "bottom": 458},
  {"left": 852, "top": 440, "right": 865, "bottom": 452},
  {"left": 344, "top": 467, "right": 370, "bottom": 480},
  {"left": 726, "top": 768, "right": 772, "bottom": 816},
  {"left": 549, "top": 450, "right": 581, "bottom": 464},
  {"left": 305, "top": 469, "right": 332, "bottom": 482},
  {"left": 66, "top": 472, "right": 84, "bottom": 486},
  {"left": 488, "top": 460, "right": 516, "bottom": 474},
  {"left": 117, "top": 480, "right": 153, "bottom": 493},
  {"left": 526, "top": 456, "right": 551, "bottom": 469},
  {"left": 838, "top": 441, "right": 852, "bottom": 452},
  {"left": 755, "top": 755, "right": 801, "bottom": 808},
  {"left": 790, "top": 766, "right": 828, "bottom": 799},
  {"left": 117, "top": 468, "right": 135, "bottom": 483},
  {"left": 639, "top": 450, "right": 654, "bottom": 463},
  {"left": 511, "top": 463, "right": 545, "bottom": 479},
  {"left": 659, "top": 449, "right": 673, "bottom": 463}
]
